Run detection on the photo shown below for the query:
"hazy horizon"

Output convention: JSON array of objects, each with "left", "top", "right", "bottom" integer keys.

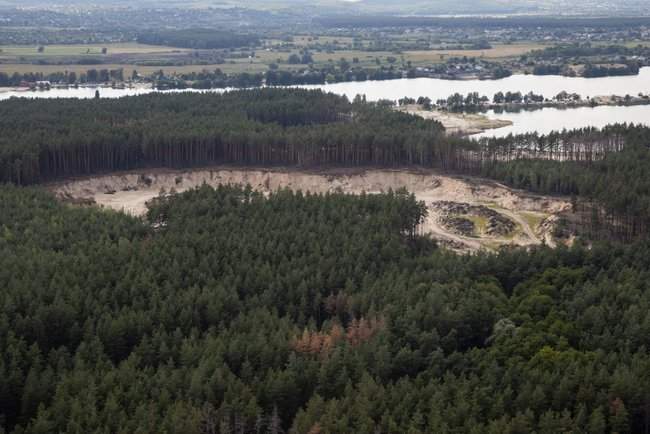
[{"left": 0, "top": 0, "right": 649, "bottom": 16}]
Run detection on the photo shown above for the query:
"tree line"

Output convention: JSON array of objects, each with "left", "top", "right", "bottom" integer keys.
[
  {"left": 0, "top": 69, "right": 126, "bottom": 87},
  {"left": 473, "top": 125, "right": 650, "bottom": 239},
  {"left": 529, "top": 43, "right": 650, "bottom": 60},
  {"left": 158, "top": 66, "right": 406, "bottom": 90},
  {"left": 0, "top": 89, "right": 453, "bottom": 185}
]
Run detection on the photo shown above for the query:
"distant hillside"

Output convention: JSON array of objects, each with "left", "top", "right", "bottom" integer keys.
[
  {"left": 0, "top": 0, "right": 647, "bottom": 16},
  {"left": 253, "top": 0, "right": 649, "bottom": 15}
]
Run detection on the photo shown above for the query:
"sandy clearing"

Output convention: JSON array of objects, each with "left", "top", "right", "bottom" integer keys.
[
  {"left": 497, "top": 208, "right": 541, "bottom": 243},
  {"left": 398, "top": 105, "right": 512, "bottom": 135},
  {"left": 52, "top": 167, "right": 571, "bottom": 252}
]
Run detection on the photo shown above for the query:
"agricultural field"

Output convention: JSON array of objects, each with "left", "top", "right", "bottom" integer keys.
[
  {"left": 0, "top": 38, "right": 546, "bottom": 77},
  {"left": 262, "top": 42, "right": 546, "bottom": 69},
  {"left": 0, "top": 62, "right": 279, "bottom": 77},
  {"left": 404, "top": 43, "right": 546, "bottom": 62},
  {"left": 0, "top": 42, "right": 187, "bottom": 57}
]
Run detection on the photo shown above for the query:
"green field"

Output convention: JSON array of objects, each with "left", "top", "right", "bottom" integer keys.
[
  {"left": 260, "top": 42, "right": 545, "bottom": 69},
  {"left": 0, "top": 42, "right": 187, "bottom": 57},
  {"left": 0, "top": 63, "right": 269, "bottom": 76},
  {"left": 0, "top": 40, "right": 545, "bottom": 78}
]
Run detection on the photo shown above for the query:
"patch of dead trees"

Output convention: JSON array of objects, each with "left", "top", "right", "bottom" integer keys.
[{"left": 291, "top": 316, "right": 386, "bottom": 357}]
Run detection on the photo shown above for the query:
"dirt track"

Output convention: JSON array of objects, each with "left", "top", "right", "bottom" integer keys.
[{"left": 52, "top": 167, "right": 570, "bottom": 252}]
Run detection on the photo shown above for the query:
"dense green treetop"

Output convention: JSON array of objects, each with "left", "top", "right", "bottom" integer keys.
[
  {"left": 2, "top": 183, "right": 650, "bottom": 433},
  {"left": 2, "top": 88, "right": 650, "bottom": 432},
  {"left": 0, "top": 88, "right": 448, "bottom": 185}
]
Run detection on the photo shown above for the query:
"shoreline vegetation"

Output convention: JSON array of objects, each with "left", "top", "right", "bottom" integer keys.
[
  {"left": 3, "top": 75, "right": 650, "bottom": 111},
  {"left": 431, "top": 91, "right": 650, "bottom": 112},
  {"left": 395, "top": 91, "right": 650, "bottom": 134},
  {"left": 0, "top": 59, "right": 649, "bottom": 92}
]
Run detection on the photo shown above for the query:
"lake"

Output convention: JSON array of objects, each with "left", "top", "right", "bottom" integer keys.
[
  {"left": 2, "top": 69, "right": 650, "bottom": 136},
  {"left": 473, "top": 104, "right": 650, "bottom": 138},
  {"left": 0, "top": 85, "right": 155, "bottom": 100},
  {"left": 304, "top": 67, "right": 650, "bottom": 102}
]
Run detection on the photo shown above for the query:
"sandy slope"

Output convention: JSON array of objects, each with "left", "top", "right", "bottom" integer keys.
[{"left": 52, "top": 167, "right": 570, "bottom": 252}]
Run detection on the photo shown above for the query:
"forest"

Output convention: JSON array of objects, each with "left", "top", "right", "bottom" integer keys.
[
  {"left": 582, "top": 64, "right": 640, "bottom": 78},
  {"left": 2, "top": 182, "right": 650, "bottom": 433},
  {"left": 0, "top": 89, "right": 451, "bottom": 186},
  {"left": 4, "top": 89, "right": 650, "bottom": 432},
  {"left": 0, "top": 69, "right": 126, "bottom": 87},
  {"left": 529, "top": 43, "right": 650, "bottom": 60},
  {"left": 475, "top": 125, "right": 650, "bottom": 240},
  {"left": 4, "top": 89, "right": 650, "bottom": 238},
  {"left": 136, "top": 30, "right": 260, "bottom": 50}
]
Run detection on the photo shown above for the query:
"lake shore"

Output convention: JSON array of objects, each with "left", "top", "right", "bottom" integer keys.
[{"left": 398, "top": 105, "right": 513, "bottom": 135}]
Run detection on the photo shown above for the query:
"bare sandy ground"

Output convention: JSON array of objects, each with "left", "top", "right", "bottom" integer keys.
[
  {"left": 398, "top": 105, "right": 513, "bottom": 135},
  {"left": 52, "top": 167, "right": 570, "bottom": 252}
]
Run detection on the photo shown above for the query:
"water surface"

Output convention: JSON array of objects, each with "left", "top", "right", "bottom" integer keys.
[
  {"left": 474, "top": 105, "right": 650, "bottom": 138},
  {"left": 0, "top": 86, "right": 154, "bottom": 100},
  {"left": 304, "top": 67, "right": 650, "bottom": 102}
]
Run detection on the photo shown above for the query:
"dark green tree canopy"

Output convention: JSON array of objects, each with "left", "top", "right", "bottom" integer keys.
[{"left": 1, "top": 183, "right": 650, "bottom": 433}]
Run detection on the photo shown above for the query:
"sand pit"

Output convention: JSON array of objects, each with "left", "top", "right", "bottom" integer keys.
[{"left": 52, "top": 167, "right": 571, "bottom": 252}]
